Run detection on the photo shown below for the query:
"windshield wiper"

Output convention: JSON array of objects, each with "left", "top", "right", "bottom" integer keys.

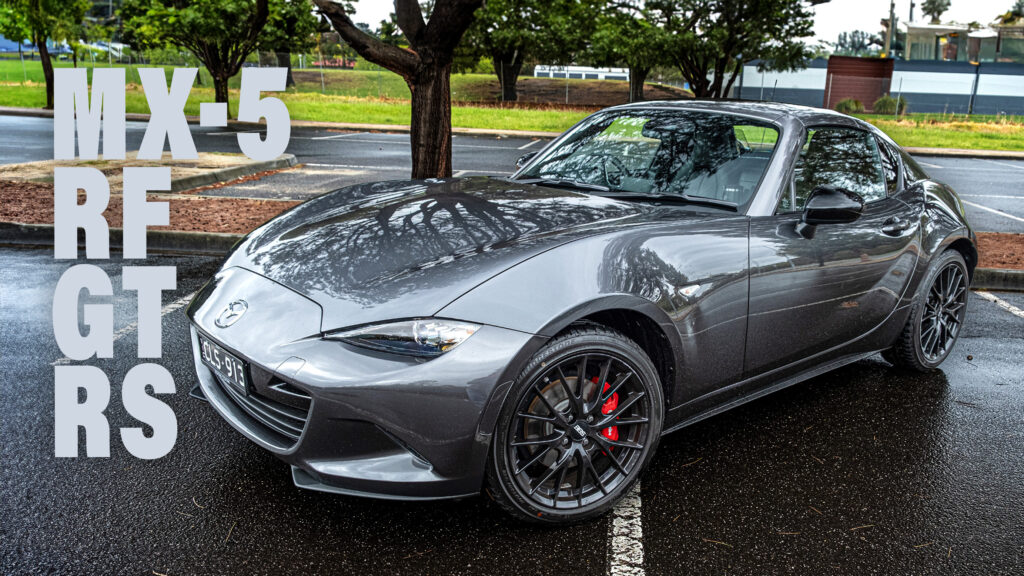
[
  {"left": 513, "top": 177, "right": 610, "bottom": 192},
  {"left": 598, "top": 192, "right": 738, "bottom": 212}
]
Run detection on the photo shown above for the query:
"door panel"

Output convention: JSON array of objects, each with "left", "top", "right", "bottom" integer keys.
[{"left": 744, "top": 127, "right": 919, "bottom": 378}]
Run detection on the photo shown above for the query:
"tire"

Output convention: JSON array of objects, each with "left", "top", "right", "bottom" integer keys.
[
  {"left": 486, "top": 325, "right": 664, "bottom": 524},
  {"left": 887, "top": 250, "right": 969, "bottom": 372}
]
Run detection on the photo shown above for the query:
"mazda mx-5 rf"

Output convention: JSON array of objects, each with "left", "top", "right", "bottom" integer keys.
[{"left": 187, "top": 101, "right": 976, "bottom": 523}]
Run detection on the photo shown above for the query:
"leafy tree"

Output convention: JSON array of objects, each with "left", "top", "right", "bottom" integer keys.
[
  {"left": 834, "top": 30, "right": 879, "bottom": 56},
  {"left": 0, "top": 5, "right": 30, "bottom": 49},
  {"left": 258, "top": 0, "right": 318, "bottom": 86},
  {"left": 376, "top": 11, "right": 407, "bottom": 47},
  {"left": 0, "top": 0, "right": 91, "bottom": 109},
  {"left": 589, "top": 3, "right": 668, "bottom": 102},
  {"left": 120, "top": 0, "right": 271, "bottom": 108},
  {"left": 921, "top": 0, "right": 950, "bottom": 24},
  {"left": 459, "top": 0, "right": 596, "bottom": 102},
  {"left": 651, "top": 0, "right": 826, "bottom": 99},
  {"left": 1001, "top": 0, "right": 1024, "bottom": 23},
  {"left": 312, "top": 0, "right": 483, "bottom": 179}
]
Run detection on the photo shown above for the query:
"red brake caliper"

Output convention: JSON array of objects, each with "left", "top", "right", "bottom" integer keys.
[{"left": 592, "top": 378, "right": 619, "bottom": 447}]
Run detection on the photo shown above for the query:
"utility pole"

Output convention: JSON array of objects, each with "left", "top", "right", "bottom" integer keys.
[
  {"left": 884, "top": 0, "right": 896, "bottom": 57},
  {"left": 909, "top": 1, "right": 915, "bottom": 23}
]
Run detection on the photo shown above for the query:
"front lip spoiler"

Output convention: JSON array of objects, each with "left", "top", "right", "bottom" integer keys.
[{"left": 290, "top": 467, "right": 478, "bottom": 502}]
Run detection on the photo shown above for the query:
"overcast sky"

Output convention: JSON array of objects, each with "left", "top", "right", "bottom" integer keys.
[{"left": 348, "top": 0, "right": 1015, "bottom": 45}]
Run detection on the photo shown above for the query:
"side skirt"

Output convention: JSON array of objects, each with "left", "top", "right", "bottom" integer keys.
[{"left": 661, "top": 350, "right": 879, "bottom": 436}]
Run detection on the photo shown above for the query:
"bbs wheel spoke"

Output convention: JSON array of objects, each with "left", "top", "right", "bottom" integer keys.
[{"left": 506, "top": 348, "right": 654, "bottom": 512}]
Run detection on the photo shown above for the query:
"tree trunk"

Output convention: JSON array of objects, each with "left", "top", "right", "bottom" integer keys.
[
  {"left": 36, "top": 33, "right": 55, "bottom": 110},
  {"left": 72, "top": 46, "right": 78, "bottom": 68},
  {"left": 276, "top": 51, "right": 295, "bottom": 87},
  {"left": 408, "top": 64, "right": 452, "bottom": 178},
  {"left": 628, "top": 67, "right": 649, "bottom": 102},
  {"left": 213, "top": 74, "right": 230, "bottom": 114},
  {"left": 492, "top": 51, "right": 523, "bottom": 102}
]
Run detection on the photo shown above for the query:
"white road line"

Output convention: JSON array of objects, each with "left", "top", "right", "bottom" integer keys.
[
  {"left": 204, "top": 131, "right": 261, "bottom": 136},
  {"left": 975, "top": 290, "right": 1024, "bottom": 320},
  {"left": 310, "top": 132, "right": 365, "bottom": 140},
  {"left": 305, "top": 162, "right": 400, "bottom": 170},
  {"left": 304, "top": 163, "right": 511, "bottom": 176},
  {"left": 981, "top": 158, "right": 1024, "bottom": 172},
  {"left": 962, "top": 200, "right": 1024, "bottom": 223},
  {"left": 52, "top": 290, "right": 197, "bottom": 366},
  {"left": 961, "top": 194, "right": 1024, "bottom": 200},
  {"left": 518, "top": 139, "right": 541, "bottom": 150},
  {"left": 917, "top": 160, "right": 942, "bottom": 169},
  {"left": 301, "top": 136, "right": 517, "bottom": 150},
  {"left": 607, "top": 482, "right": 644, "bottom": 576}
]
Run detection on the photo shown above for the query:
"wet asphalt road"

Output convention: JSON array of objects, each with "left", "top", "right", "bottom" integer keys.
[
  {"left": 1, "top": 114, "right": 1022, "bottom": 233},
  {"left": 1, "top": 246, "right": 1022, "bottom": 575}
]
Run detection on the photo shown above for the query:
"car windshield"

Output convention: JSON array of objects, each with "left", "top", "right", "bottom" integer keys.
[{"left": 517, "top": 109, "right": 779, "bottom": 208}]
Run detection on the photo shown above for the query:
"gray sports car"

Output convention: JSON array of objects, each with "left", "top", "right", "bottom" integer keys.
[{"left": 187, "top": 101, "right": 976, "bottom": 523}]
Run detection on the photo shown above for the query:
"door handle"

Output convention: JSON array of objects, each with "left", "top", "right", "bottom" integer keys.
[{"left": 881, "top": 217, "right": 911, "bottom": 236}]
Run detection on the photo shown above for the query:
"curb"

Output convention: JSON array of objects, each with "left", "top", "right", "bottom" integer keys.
[
  {"left": 3, "top": 221, "right": 1024, "bottom": 291},
  {"left": 170, "top": 154, "right": 297, "bottom": 192},
  {"left": 0, "top": 222, "right": 243, "bottom": 255},
  {"left": 10, "top": 106, "right": 1024, "bottom": 153},
  {"left": 903, "top": 147, "right": 1024, "bottom": 160},
  {"left": 0, "top": 106, "right": 562, "bottom": 140},
  {"left": 973, "top": 268, "right": 1024, "bottom": 292}
]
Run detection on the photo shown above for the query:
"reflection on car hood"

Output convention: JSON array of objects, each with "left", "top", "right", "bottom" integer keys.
[{"left": 226, "top": 177, "right": 689, "bottom": 331}]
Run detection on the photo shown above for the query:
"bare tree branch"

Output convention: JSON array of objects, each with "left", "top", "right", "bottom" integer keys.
[
  {"left": 311, "top": 0, "right": 419, "bottom": 77},
  {"left": 423, "top": 0, "right": 483, "bottom": 61},
  {"left": 394, "top": 0, "right": 426, "bottom": 47}
]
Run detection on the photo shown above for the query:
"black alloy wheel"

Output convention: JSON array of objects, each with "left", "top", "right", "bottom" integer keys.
[
  {"left": 887, "top": 250, "right": 969, "bottom": 372},
  {"left": 487, "top": 325, "right": 663, "bottom": 523},
  {"left": 920, "top": 262, "right": 968, "bottom": 362}
]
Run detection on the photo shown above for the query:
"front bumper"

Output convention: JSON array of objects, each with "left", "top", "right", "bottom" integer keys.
[{"left": 186, "top": 267, "right": 540, "bottom": 500}]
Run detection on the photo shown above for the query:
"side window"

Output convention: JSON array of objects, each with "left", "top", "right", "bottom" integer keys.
[
  {"left": 780, "top": 127, "right": 887, "bottom": 212},
  {"left": 877, "top": 138, "right": 901, "bottom": 195},
  {"left": 899, "top": 149, "right": 930, "bottom": 184}
]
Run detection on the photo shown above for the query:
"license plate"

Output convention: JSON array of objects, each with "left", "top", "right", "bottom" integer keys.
[{"left": 199, "top": 334, "right": 248, "bottom": 394}]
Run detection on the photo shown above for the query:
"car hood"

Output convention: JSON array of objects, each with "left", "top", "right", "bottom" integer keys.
[{"left": 226, "top": 177, "right": 691, "bottom": 331}]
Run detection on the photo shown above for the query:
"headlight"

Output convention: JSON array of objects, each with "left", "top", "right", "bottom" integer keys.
[{"left": 325, "top": 319, "right": 480, "bottom": 357}]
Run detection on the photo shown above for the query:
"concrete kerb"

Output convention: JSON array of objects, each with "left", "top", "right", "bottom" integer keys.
[
  {"left": 9, "top": 106, "right": 1024, "bottom": 154},
  {"left": 3, "top": 222, "right": 1022, "bottom": 291},
  {"left": 170, "top": 154, "right": 298, "bottom": 192},
  {"left": 0, "top": 222, "right": 243, "bottom": 255}
]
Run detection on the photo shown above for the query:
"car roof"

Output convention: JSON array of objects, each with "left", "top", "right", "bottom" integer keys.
[{"left": 610, "top": 99, "right": 868, "bottom": 130}]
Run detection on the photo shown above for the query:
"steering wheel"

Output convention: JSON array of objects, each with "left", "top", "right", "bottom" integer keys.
[{"left": 596, "top": 154, "right": 628, "bottom": 187}]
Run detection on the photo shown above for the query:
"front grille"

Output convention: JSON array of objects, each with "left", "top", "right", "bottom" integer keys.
[{"left": 214, "top": 373, "right": 312, "bottom": 446}]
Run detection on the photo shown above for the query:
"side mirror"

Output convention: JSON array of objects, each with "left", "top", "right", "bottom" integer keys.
[
  {"left": 516, "top": 151, "right": 538, "bottom": 169},
  {"left": 796, "top": 186, "right": 864, "bottom": 238}
]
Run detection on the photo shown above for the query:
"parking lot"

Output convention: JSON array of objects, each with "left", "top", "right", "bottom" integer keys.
[
  {"left": 1, "top": 247, "right": 1021, "bottom": 575},
  {"left": 1, "top": 113, "right": 1023, "bottom": 574}
]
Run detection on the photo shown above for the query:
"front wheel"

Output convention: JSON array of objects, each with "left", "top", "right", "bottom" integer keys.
[
  {"left": 486, "top": 325, "right": 664, "bottom": 524},
  {"left": 886, "top": 250, "right": 969, "bottom": 372}
]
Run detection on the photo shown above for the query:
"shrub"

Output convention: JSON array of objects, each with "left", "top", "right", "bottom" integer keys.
[
  {"left": 873, "top": 95, "right": 908, "bottom": 115},
  {"left": 835, "top": 98, "right": 864, "bottom": 114}
]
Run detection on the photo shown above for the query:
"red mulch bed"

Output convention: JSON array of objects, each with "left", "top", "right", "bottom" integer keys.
[
  {"left": 2, "top": 179, "right": 1022, "bottom": 266},
  {"left": 0, "top": 180, "right": 297, "bottom": 235},
  {"left": 977, "top": 232, "right": 1024, "bottom": 270}
]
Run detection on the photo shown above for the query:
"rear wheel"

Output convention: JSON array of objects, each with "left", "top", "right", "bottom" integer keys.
[
  {"left": 487, "top": 325, "right": 663, "bottom": 524},
  {"left": 887, "top": 250, "right": 969, "bottom": 372}
]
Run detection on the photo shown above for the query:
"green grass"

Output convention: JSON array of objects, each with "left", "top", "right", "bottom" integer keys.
[
  {"left": 2, "top": 59, "right": 1023, "bottom": 149},
  {"left": 0, "top": 80, "right": 588, "bottom": 132},
  {"left": 858, "top": 115, "right": 1024, "bottom": 151}
]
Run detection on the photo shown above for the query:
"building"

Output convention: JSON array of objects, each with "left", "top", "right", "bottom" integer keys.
[{"left": 903, "top": 21, "right": 1023, "bottom": 63}]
